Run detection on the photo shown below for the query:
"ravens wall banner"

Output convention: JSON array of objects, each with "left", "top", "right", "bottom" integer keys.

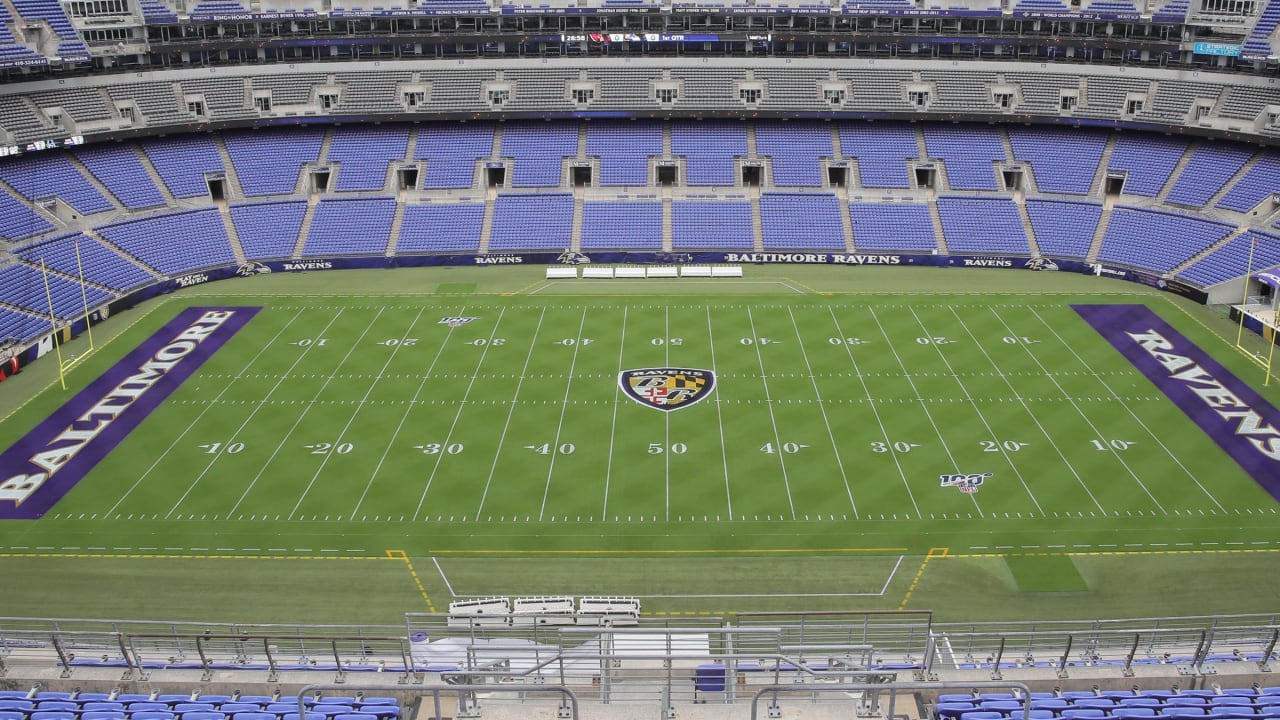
[{"left": 619, "top": 368, "right": 715, "bottom": 411}]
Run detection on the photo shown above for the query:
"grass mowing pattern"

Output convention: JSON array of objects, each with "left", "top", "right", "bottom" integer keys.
[{"left": 2, "top": 286, "right": 1279, "bottom": 622}]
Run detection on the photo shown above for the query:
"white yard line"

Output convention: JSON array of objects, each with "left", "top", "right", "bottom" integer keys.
[
  {"left": 866, "top": 307, "right": 979, "bottom": 516},
  {"left": 537, "top": 308, "right": 588, "bottom": 521},
  {"left": 746, "top": 307, "right": 797, "bottom": 519},
  {"left": 107, "top": 307, "right": 304, "bottom": 516},
  {"left": 158, "top": 309, "right": 346, "bottom": 519},
  {"left": 948, "top": 306, "right": 1107, "bottom": 515},
  {"left": 1027, "top": 307, "right": 1216, "bottom": 512},
  {"left": 878, "top": 554, "right": 906, "bottom": 595},
  {"left": 407, "top": 309, "right": 509, "bottom": 521},
  {"left": 474, "top": 307, "right": 548, "bottom": 518},
  {"left": 287, "top": 308, "right": 427, "bottom": 519},
  {"left": 224, "top": 308, "right": 385, "bottom": 518},
  {"left": 828, "top": 307, "right": 921, "bottom": 519},
  {"left": 906, "top": 306, "right": 1045, "bottom": 516},
  {"left": 706, "top": 306, "right": 734, "bottom": 519},
  {"left": 431, "top": 557, "right": 458, "bottom": 599},
  {"left": 355, "top": 305, "right": 482, "bottom": 519},
  {"left": 664, "top": 306, "right": 671, "bottom": 521},
  {"left": 787, "top": 306, "right": 858, "bottom": 518},
  {"left": 600, "top": 307, "right": 628, "bottom": 519}
]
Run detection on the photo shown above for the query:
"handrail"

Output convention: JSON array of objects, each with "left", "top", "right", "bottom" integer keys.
[
  {"left": 295, "top": 682, "right": 580, "bottom": 720},
  {"left": 750, "top": 679, "right": 1033, "bottom": 720}
]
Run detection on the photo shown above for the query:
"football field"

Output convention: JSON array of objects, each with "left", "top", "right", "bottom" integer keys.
[{"left": 2, "top": 267, "right": 1279, "bottom": 624}]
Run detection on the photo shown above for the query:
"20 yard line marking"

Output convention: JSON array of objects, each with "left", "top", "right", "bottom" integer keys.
[
  {"left": 226, "top": 308, "right": 385, "bottom": 518},
  {"left": 788, "top": 306, "right": 858, "bottom": 518},
  {"left": 829, "top": 307, "right": 920, "bottom": 519},
  {"left": 108, "top": 307, "right": 305, "bottom": 516},
  {"left": 474, "top": 307, "right": 548, "bottom": 518},
  {"left": 907, "top": 306, "right": 1044, "bottom": 516},
  {"left": 706, "top": 307, "right": 734, "bottom": 519},
  {"left": 538, "top": 307, "right": 588, "bottom": 522},
  {"left": 949, "top": 307, "right": 1106, "bottom": 514},
  {"left": 288, "top": 307, "right": 427, "bottom": 519},
  {"left": 600, "top": 307, "right": 628, "bottom": 519},
  {"left": 746, "top": 307, "right": 796, "bottom": 520},
  {"left": 1026, "top": 307, "right": 1222, "bottom": 513},
  {"left": 409, "top": 308, "right": 507, "bottom": 521}
]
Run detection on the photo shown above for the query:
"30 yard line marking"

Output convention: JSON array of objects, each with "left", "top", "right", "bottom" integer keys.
[
  {"left": 706, "top": 306, "right": 734, "bottom": 519},
  {"left": 868, "top": 307, "right": 979, "bottom": 516},
  {"left": 829, "top": 307, "right": 920, "bottom": 519},
  {"left": 600, "top": 307, "right": 627, "bottom": 519},
  {"left": 949, "top": 306, "right": 1106, "bottom": 514},
  {"left": 226, "top": 308, "right": 385, "bottom": 517},
  {"left": 909, "top": 306, "right": 1045, "bottom": 516},
  {"left": 411, "top": 308, "right": 508, "bottom": 520},
  {"left": 746, "top": 306, "right": 797, "bottom": 520},
  {"left": 107, "top": 307, "right": 304, "bottom": 516},
  {"left": 1002, "top": 306, "right": 1167, "bottom": 513},
  {"left": 474, "top": 307, "right": 548, "bottom": 518},
  {"left": 288, "top": 307, "right": 427, "bottom": 519},
  {"left": 538, "top": 307, "right": 588, "bottom": 522},
  {"left": 356, "top": 306, "right": 476, "bottom": 518},
  {"left": 1026, "top": 306, "right": 1224, "bottom": 513},
  {"left": 788, "top": 306, "right": 858, "bottom": 518}
]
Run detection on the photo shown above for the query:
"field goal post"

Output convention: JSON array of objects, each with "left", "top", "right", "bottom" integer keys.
[
  {"left": 37, "top": 234, "right": 98, "bottom": 390},
  {"left": 1232, "top": 233, "right": 1280, "bottom": 385}
]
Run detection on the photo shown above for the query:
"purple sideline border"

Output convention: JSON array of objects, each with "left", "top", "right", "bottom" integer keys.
[
  {"left": 0, "top": 306, "right": 260, "bottom": 520},
  {"left": 1074, "top": 304, "right": 1280, "bottom": 503}
]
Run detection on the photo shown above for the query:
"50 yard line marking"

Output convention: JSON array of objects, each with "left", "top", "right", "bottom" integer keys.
[
  {"left": 474, "top": 307, "right": 547, "bottom": 519},
  {"left": 538, "top": 307, "right": 588, "bottom": 522},
  {"left": 788, "top": 306, "right": 858, "bottom": 518},
  {"left": 288, "top": 307, "right": 427, "bottom": 519},
  {"left": 226, "top": 308, "right": 385, "bottom": 518},
  {"left": 746, "top": 306, "right": 796, "bottom": 520},
  {"left": 107, "top": 307, "right": 305, "bottom": 516}
]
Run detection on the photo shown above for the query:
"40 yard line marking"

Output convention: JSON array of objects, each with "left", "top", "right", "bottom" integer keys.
[
  {"left": 226, "top": 308, "right": 385, "bottom": 518},
  {"left": 288, "top": 307, "right": 427, "bottom": 519},
  {"left": 788, "top": 306, "right": 858, "bottom": 518},
  {"left": 107, "top": 307, "right": 304, "bottom": 516},
  {"left": 746, "top": 306, "right": 797, "bottom": 520},
  {"left": 538, "top": 307, "right": 588, "bottom": 522}
]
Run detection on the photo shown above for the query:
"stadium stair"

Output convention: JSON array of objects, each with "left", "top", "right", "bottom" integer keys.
[
  {"left": 291, "top": 196, "right": 320, "bottom": 259},
  {"left": 490, "top": 122, "right": 503, "bottom": 162},
  {"left": 1156, "top": 142, "right": 1200, "bottom": 202},
  {"left": 661, "top": 184, "right": 673, "bottom": 252},
  {"left": 131, "top": 146, "right": 175, "bottom": 204},
  {"left": 927, "top": 193, "right": 948, "bottom": 254},
  {"left": 217, "top": 205, "right": 247, "bottom": 265},
  {"left": 1086, "top": 194, "right": 1119, "bottom": 262},
  {"left": 386, "top": 195, "right": 407, "bottom": 257},
  {"left": 662, "top": 119, "right": 672, "bottom": 159},
  {"left": 749, "top": 185, "right": 764, "bottom": 252},
  {"left": 1013, "top": 186, "right": 1043, "bottom": 258},
  {"left": 315, "top": 126, "right": 333, "bottom": 164},
  {"left": 570, "top": 184, "right": 584, "bottom": 252},
  {"left": 404, "top": 125, "right": 420, "bottom": 171},
  {"left": 1089, "top": 134, "right": 1118, "bottom": 197},
  {"left": 836, "top": 181, "right": 855, "bottom": 252},
  {"left": 212, "top": 136, "right": 243, "bottom": 201},
  {"left": 478, "top": 184, "right": 496, "bottom": 254}
]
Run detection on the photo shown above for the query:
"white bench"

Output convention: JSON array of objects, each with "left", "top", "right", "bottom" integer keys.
[
  {"left": 646, "top": 266, "right": 678, "bottom": 278},
  {"left": 615, "top": 267, "right": 646, "bottom": 278},
  {"left": 711, "top": 266, "right": 744, "bottom": 277},
  {"left": 582, "top": 266, "right": 615, "bottom": 278},
  {"left": 680, "top": 266, "right": 712, "bottom": 277},
  {"left": 545, "top": 267, "right": 578, "bottom": 279}
]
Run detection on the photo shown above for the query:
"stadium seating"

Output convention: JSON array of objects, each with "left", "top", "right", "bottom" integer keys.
[
  {"left": 1165, "top": 144, "right": 1254, "bottom": 208},
  {"left": 1024, "top": 199, "right": 1101, "bottom": 259},
  {"left": 755, "top": 122, "right": 831, "bottom": 187},
  {"left": 672, "top": 121, "right": 748, "bottom": 186},
  {"left": 1098, "top": 207, "right": 1234, "bottom": 272},
  {"left": 1105, "top": 135, "right": 1187, "bottom": 197},
  {"left": 327, "top": 126, "right": 409, "bottom": 192},
  {"left": 936, "top": 197, "right": 1030, "bottom": 254},
  {"left": 97, "top": 209, "right": 236, "bottom": 274},
  {"left": 224, "top": 129, "right": 325, "bottom": 197},
  {"left": 16, "top": 233, "right": 156, "bottom": 291},
  {"left": 501, "top": 122, "right": 576, "bottom": 187},
  {"left": 230, "top": 201, "right": 307, "bottom": 259},
  {"left": 141, "top": 136, "right": 223, "bottom": 199},
  {"left": 488, "top": 193, "right": 573, "bottom": 250},
  {"left": 849, "top": 203, "right": 938, "bottom": 251},
  {"left": 0, "top": 693, "right": 402, "bottom": 720},
  {"left": 1007, "top": 127, "right": 1108, "bottom": 195},
  {"left": 1179, "top": 230, "right": 1280, "bottom": 286},
  {"left": 923, "top": 124, "right": 1005, "bottom": 191},
  {"left": 303, "top": 198, "right": 395, "bottom": 256},
  {"left": 672, "top": 200, "right": 753, "bottom": 249},
  {"left": 415, "top": 124, "right": 493, "bottom": 190},
  {"left": 581, "top": 201, "right": 662, "bottom": 250},
  {"left": 0, "top": 154, "right": 113, "bottom": 215},
  {"left": 73, "top": 145, "right": 167, "bottom": 210},
  {"left": 397, "top": 203, "right": 485, "bottom": 252},
  {"left": 761, "top": 193, "right": 844, "bottom": 250},
  {"left": 588, "top": 121, "right": 662, "bottom": 187},
  {"left": 839, "top": 124, "right": 917, "bottom": 189}
]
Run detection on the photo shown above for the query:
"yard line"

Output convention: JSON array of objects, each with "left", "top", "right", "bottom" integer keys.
[
  {"left": 431, "top": 557, "right": 458, "bottom": 598},
  {"left": 948, "top": 307, "right": 1107, "bottom": 515},
  {"left": 787, "top": 306, "right": 858, "bottom": 518},
  {"left": 224, "top": 308, "right": 385, "bottom": 518},
  {"left": 157, "top": 309, "right": 346, "bottom": 519},
  {"left": 705, "top": 306, "right": 734, "bottom": 519},
  {"left": 287, "top": 307, "right": 427, "bottom": 519},
  {"left": 906, "top": 306, "right": 1044, "bottom": 516},
  {"left": 866, "top": 307, "right": 980, "bottom": 517},
  {"left": 107, "top": 307, "right": 304, "bottom": 516},
  {"left": 828, "top": 307, "right": 920, "bottom": 519},
  {"left": 746, "top": 307, "right": 797, "bottom": 520},
  {"left": 600, "top": 307, "right": 628, "bottom": 519},
  {"left": 664, "top": 306, "right": 671, "bottom": 521},
  {"left": 474, "top": 307, "right": 548, "bottom": 518},
  {"left": 537, "top": 307, "right": 588, "bottom": 521},
  {"left": 1026, "top": 307, "right": 1213, "bottom": 512},
  {"left": 355, "top": 306, "right": 481, "bottom": 519}
]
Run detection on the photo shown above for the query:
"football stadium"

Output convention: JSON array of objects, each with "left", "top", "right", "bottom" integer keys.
[{"left": 2, "top": 0, "right": 1280, "bottom": 715}]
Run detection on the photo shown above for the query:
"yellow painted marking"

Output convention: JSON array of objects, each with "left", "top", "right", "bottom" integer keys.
[
  {"left": 944, "top": 548, "right": 1280, "bottom": 559},
  {"left": 433, "top": 547, "right": 908, "bottom": 556},
  {"left": 0, "top": 551, "right": 389, "bottom": 561},
  {"left": 387, "top": 549, "right": 436, "bottom": 612},
  {"left": 899, "top": 547, "right": 948, "bottom": 610}
]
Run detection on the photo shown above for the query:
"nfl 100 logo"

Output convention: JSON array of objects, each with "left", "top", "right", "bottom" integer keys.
[
  {"left": 940, "top": 472, "right": 992, "bottom": 494},
  {"left": 619, "top": 368, "right": 716, "bottom": 412}
]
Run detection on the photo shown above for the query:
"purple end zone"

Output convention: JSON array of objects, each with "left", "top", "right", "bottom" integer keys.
[
  {"left": 0, "top": 306, "right": 260, "bottom": 519},
  {"left": 1074, "top": 304, "right": 1280, "bottom": 503}
]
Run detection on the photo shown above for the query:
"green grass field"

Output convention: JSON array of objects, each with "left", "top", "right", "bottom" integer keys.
[{"left": 2, "top": 266, "right": 1279, "bottom": 625}]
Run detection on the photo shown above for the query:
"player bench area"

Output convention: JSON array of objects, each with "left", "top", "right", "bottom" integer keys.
[{"left": 545, "top": 265, "right": 744, "bottom": 279}]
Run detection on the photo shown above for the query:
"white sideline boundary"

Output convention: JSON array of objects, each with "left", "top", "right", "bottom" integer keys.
[{"left": 433, "top": 554, "right": 906, "bottom": 599}]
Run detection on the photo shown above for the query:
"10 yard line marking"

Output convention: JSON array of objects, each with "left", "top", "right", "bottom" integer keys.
[
  {"left": 746, "top": 307, "right": 796, "bottom": 520},
  {"left": 288, "top": 307, "right": 427, "bottom": 519},
  {"left": 1027, "top": 307, "right": 1225, "bottom": 513},
  {"left": 475, "top": 307, "right": 547, "bottom": 518},
  {"left": 829, "top": 307, "right": 920, "bottom": 519},
  {"left": 107, "top": 307, "right": 305, "bottom": 516},
  {"left": 538, "top": 307, "right": 588, "bottom": 522},
  {"left": 227, "top": 308, "right": 385, "bottom": 518},
  {"left": 409, "top": 308, "right": 506, "bottom": 521},
  {"left": 908, "top": 306, "right": 1045, "bottom": 516},
  {"left": 600, "top": 307, "right": 628, "bottom": 519},
  {"left": 868, "top": 306, "right": 982, "bottom": 517},
  {"left": 788, "top": 306, "right": 858, "bottom": 518}
]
